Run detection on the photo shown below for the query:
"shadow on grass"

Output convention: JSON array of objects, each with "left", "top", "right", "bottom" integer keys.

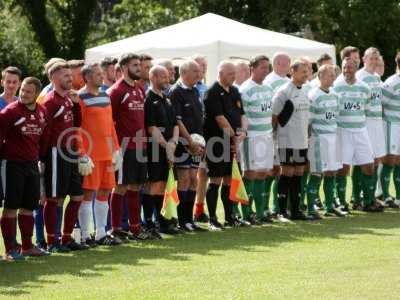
[{"left": 0, "top": 210, "right": 399, "bottom": 296}]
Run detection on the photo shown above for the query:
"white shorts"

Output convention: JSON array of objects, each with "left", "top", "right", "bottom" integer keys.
[
  {"left": 309, "top": 134, "right": 342, "bottom": 173},
  {"left": 338, "top": 127, "right": 374, "bottom": 166},
  {"left": 384, "top": 121, "right": 400, "bottom": 155},
  {"left": 239, "top": 134, "right": 274, "bottom": 172},
  {"left": 366, "top": 119, "right": 386, "bottom": 158}
]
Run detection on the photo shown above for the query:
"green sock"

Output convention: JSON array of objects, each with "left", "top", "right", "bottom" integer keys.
[
  {"left": 253, "top": 179, "right": 266, "bottom": 219},
  {"left": 232, "top": 202, "right": 241, "bottom": 217},
  {"left": 381, "top": 164, "right": 393, "bottom": 199},
  {"left": 241, "top": 178, "right": 254, "bottom": 219},
  {"left": 351, "top": 166, "right": 362, "bottom": 204},
  {"left": 272, "top": 177, "right": 279, "bottom": 213},
  {"left": 300, "top": 171, "right": 309, "bottom": 209},
  {"left": 265, "top": 177, "right": 274, "bottom": 211},
  {"left": 306, "top": 174, "right": 322, "bottom": 214},
  {"left": 393, "top": 166, "right": 400, "bottom": 199},
  {"left": 361, "top": 173, "right": 375, "bottom": 206},
  {"left": 323, "top": 176, "right": 336, "bottom": 211},
  {"left": 336, "top": 175, "right": 347, "bottom": 206}
]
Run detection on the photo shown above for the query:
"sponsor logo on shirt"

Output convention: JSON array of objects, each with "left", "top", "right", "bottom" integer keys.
[
  {"left": 343, "top": 102, "right": 361, "bottom": 110},
  {"left": 325, "top": 112, "right": 336, "bottom": 120},
  {"left": 261, "top": 102, "right": 272, "bottom": 112}
]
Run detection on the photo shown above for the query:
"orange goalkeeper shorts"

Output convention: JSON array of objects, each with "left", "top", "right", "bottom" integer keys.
[{"left": 82, "top": 160, "right": 115, "bottom": 191}]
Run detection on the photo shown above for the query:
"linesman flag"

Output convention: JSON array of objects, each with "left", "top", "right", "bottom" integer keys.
[
  {"left": 230, "top": 158, "right": 249, "bottom": 204},
  {"left": 161, "top": 168, "right": 180, "bottom": 220}
]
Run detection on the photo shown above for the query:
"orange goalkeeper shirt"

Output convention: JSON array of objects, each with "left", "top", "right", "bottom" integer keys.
[{"left": 78, "top": 88, "right": 119, "bottom": 161}]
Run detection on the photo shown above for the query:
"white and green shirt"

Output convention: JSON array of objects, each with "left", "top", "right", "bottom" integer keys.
[
  {"left": 333, "top": 76, "right": 371, "bottom": 131},
  {"left": 308, "top": 87, "right": 339, "bottom": 136},
  {"left": 272, "top": 81, "right": 309, "bottom": 149},
  {"left": 382, "top": 73, "right": 400, "bottom": 123},
  {"left": 356, "top": 68, "right": 383, "bottom": 119},
  {"left": 263, "top": 71, "right": 290, "bottom": 94},
  {"left": 239, "top": 79, "right": 274, "bottom": 137}
]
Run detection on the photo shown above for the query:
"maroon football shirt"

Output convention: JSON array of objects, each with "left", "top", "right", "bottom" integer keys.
[
  {"left": 0, "top": 100, "right": 48, "bottom": 161},
  {"left": 107, "top": 79, "right": 146, "bottom": 150},
  {"left": 42, "top": 90, "right": 81, "bottom": 150}
]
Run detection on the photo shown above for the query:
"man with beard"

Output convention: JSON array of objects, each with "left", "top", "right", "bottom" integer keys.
[
  {"left": 108, "top": 53, "right": 150, "bottom": 241},
  {"left": 138, "top": 54, "right": 153, "bottom": 93},
  {"left": 41, "top": 61, "right": 88, "bottom": 252},
  {"left": 100, "top": 57, "right": 118, "bottom": 92}
]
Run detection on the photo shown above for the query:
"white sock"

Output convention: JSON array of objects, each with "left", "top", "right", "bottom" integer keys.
[
  {"left": 78, "top": 201, "right": 92, "bottom": 240},
  {"left": 94, "top": 199, "right": 109, "bottom": 240}
]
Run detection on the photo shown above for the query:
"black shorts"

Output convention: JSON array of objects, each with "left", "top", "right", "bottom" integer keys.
[
  {"left": 115, "top": 149, "right": 147, "bottom": 185},
  {"left": 174, "top": 143, "right": 201, "bottom": 169},
  {"left": 147, "top": 147, "right": 169, "bottom": 182},
  {"left": 278, "top": 148, "right": 308, "bottom": 166},
  {"left": 2, "top": 160, "right": 40, "bottom": 211},
  {"left": 205, "top": 140, "right": 234, "bottom": 178},
  {"left": 44, "top": 147, "right": 83, "bottom": 198}
]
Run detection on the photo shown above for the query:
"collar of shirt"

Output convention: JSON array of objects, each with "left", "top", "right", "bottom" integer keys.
[{"left": 178, "top": 80, "right": 193, "bottom": 90}]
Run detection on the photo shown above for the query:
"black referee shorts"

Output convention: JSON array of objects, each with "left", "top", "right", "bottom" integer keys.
[
  {"left": 205, "top": 141, "right": 234, "bottom": 178},
  {"left": 147, "top": 147, "right": 169, "bottom": 182},
  {"left": 278, "top": 148, "right": 308, "bottom": 166},
  {"left": 1, "top": 160, "right": 40, "bottom": 211},
  {"left": 174, "top": 143, "right": 201, "bottom": 169},
  {"left": 115, "top": 148, "right": 147, "bottom": 185},
  {"left": 44, "top": 147, "right": 83, "bottom": 199}
]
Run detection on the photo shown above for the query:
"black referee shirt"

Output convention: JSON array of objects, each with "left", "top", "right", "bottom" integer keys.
[
  {"left": 169, "top": 81, "right": 203, "bottom": 135},
  {"left": 203, "top": 81, "right": 245, "bottom": 140},
  {"left": 144, "top": 89, "right": 177, "bottom": 141}
]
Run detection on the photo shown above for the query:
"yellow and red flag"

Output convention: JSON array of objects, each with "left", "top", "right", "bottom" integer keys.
[
  {"left": 161, "top": 168, "right": 180, "bottom": 219},
  {"left": 230, "top": 158, "right": 249, "bottom": 204}
]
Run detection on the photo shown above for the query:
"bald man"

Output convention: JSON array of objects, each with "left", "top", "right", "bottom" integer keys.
[
  {"left": 169, "top": 60, "right": 206, "bottom": 232},
  {"left": 143, "top": 65, "right": 179, "bottom": 239},
  {"left": 263, "top": 52, "right": 291, "bottom": 218},
  {"left": 203, "top": 61, "right": 248, "bottom": 230}
]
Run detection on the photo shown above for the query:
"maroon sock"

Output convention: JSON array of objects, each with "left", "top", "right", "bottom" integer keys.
[
  {"left": 18, "top": 214, "right": 34, "bottom": 251},
  {"left": 126, "top": 190, "right": 140, "bottom": 232},
  {"left": 44, "top": 200, "right": 57, "bottom": 246},
  {"left": 62, "top": 200, "right": 81, "bottom": 245},
  {"left": 1, "top": 216, "right": 17, "bottom": 252},
  {"left": 110, "top": 192, "right": 124, "bottom": 230},
  {"left": 195, "top": 202, "right": 205, "bottom": 217}
]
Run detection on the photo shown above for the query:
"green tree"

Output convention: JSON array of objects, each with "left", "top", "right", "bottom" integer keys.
[
  {"left": 0, "top": 4, "right": 46, "bottom": 81},
  {"left": 310, "top": 0, "right": 400, "bottom": 75},
  {"left": 88, "top": 0, "right": 199, "bottom": 47},
  {"left": 12, "top": 0, "right": 98, "bottom": 60}
]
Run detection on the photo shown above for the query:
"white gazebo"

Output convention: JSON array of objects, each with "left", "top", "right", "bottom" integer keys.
[{"left": 86, "top": 13, "right": 336, "bottom": 83}]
